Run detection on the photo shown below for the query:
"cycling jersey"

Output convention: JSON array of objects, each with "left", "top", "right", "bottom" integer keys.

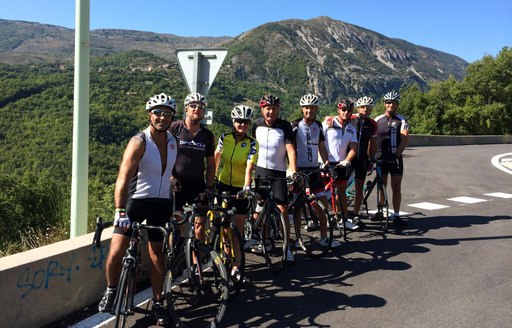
[
  {"left": 351, "top": 113, "right": 377, "bottom": 160},
  {"left": 252, "top": 118, "right": 295, "bottom": 172},
  {"left": 322, "top": 117, "right": 358, "bottom": 162},
  {"left": 129, "top": 127, "right": 178, "bottom": 199},
  {"left": 374, "top": 113, "right": 409, "bottom": 159},
  {"left": 216, "top": 132, "right": 258, "bottom": 188},
  {"left": 291, "top": 118, "right": 325, "bottom": 168},
  {"left": 169, "top": 120, "right": 215, "bottom": 182}
]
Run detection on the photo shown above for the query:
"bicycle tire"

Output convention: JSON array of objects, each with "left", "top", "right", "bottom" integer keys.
[
  {"left": 376, "top": 182, "right": 390, "bottom": 233},
  {"left": 262, "top": 205, "right": 288, "bottom": 272},
  {"left": 294, "top": 198, "right": 334, "bottom": 258},
  {"left": 167, "top": 243, "right": 229, "bottom": 328},
  {"left": 214, "top": 224, "right": 245, "bottom": 301},
  {"left": 114, "top": 263, "right": 134, "bottom": 328}
]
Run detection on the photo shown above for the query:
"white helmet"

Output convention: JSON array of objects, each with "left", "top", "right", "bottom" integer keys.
[
  {"left": 300, "top": 93, "right": 319, "bottom": 107},
  {"left": 184, "top": 93, "right": 208, "bottom": 107},
  {"left": 356, "top": 96, "right": 374, "bottom": 108},
  {"left": 383, "top": 91, "right": 400, "bottom": 102},
  {"left": 231, "top": 105, "right": 254, "bottom": 120},
  {"left": 146, "top": 93, "right": 177, "bottom": 112}
]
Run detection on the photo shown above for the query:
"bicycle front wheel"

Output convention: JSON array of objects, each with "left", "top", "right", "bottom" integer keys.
[
  {"left": 214, "top": 224, "right": 245, "bottom": 301},
  {"left": 114, "top": 263, "right": 135, "bottom": 328},
  {"left": 262, "top": 206, "right": 288, "bottom": 272},
  {"left": 168, "top": 243, "right": 229, "bottom": 328},
  {"left": 376, "top": 182, "right": 390, "bottom": 233},
  {"left": 294, "top": 199, "right": 333, "bottom": 258}
]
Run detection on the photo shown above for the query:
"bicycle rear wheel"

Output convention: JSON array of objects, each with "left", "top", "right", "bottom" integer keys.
[
  {"left": 114, "top": 263, "right": 135, "bottom": 328},
  {"left": 294, "top": 199, "right": 333, "bottom": 258},
  {"left": 376, "top": 182, "right": 390, "bottom": 233},
  {"left": 262, "top": 206, "right": 288, "bottom": 272},
  {"left": 167, "top": 243, "right": 229, "bottom": 328},
  {"left": 214, "top": 224, "right": 245, "bottom": 301}
]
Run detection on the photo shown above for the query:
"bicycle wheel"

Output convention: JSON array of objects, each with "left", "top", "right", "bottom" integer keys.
[
  {"left": 376, "top": 182, "right": 390, "bottom": 233},
  {"left": 168, "top": 243, "right": 229, "bottom": 328},
  {"left": 262, "top": 205, "right": 288, "bottom": 272},
  {"left": 214, "top": 224, "right": 245, "bottom": 301},
  {"left": 294, "top": 198, "right": 334, "bottom": 258},
  {"left": 114, "top": 263, "right": 135, "bottom": 328}
]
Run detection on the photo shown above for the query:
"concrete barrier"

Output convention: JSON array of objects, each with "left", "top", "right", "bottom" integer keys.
[
  {"left": 0, "top": 134, "right": 510, "bottom": 327},
  {"left": 0, "top": 227, "right": 151, "bottom": 328}
]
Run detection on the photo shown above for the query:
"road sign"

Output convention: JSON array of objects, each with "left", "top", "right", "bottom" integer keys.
[{"left": 176, "top": 48, "right": 228, "bottom": 96}]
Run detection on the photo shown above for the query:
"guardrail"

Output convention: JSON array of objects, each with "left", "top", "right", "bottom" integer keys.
[{"left": 0, "top": 134, "right": 510, "bottom": 328}]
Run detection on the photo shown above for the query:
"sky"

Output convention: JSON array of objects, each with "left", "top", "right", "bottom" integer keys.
[{"left": 1, "top": 0, "right": 511, "bottom": 63}]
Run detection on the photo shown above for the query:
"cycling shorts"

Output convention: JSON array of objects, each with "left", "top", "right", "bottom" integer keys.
[
  {"left": 352, "top": 157, "right": 370, "bottom": 180},
  {"left": 297, "top": 167, "right": 325, "bottom": 195},
  {"left": 380, "top": 156, "right": 404, "bottom": 176},
  {"left": 173, "top": 179, "right": 207, "bottom": 211},
  {"left": 329, "top": 161, "right": 351, "bottom": 182},
  {"left": 217, "top": 182, "right": 250, "bottom": 215},
  {"left": 114, "top": 198, "right": 171, "bottom": 242},
  {"left": 254, "top": 166, "right": 288, "bottom": 205}
]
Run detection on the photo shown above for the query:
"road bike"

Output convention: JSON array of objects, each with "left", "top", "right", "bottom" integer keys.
[
  {"left": 93, "top": 217, "right": 169, "bottom": 328},
  {"left": 243, "top": 175, "right": 290, "bottom": 272},
  {"left": 287, "top": 171, "right": 335, "bottom": 258},
  {"left": 164, "top": 200, "right": 229, "bottom": 328},
  {"left": 361, "top": 159, "right": 390, "bottom": 233},
  {"left": 203, "top": 191, "right": 246, "bottom": 301}
]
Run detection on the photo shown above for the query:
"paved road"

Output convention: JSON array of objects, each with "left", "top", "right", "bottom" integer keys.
[{"left": 73, "top": 144, "right": 512, "bottom": 328}]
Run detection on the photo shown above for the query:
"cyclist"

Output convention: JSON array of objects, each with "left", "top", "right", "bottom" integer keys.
[
  {"left": 322, "top": 98, "right": 359, "bottom": 230},
  {"left": 169, "top": 93, "right": 216, "bottom": 241},
  {"left": 214, "top": 104, "right": 259, "bottom": 278},
  {"left": 252, "top": 94, "right": 297, "bottom": 262},
  {"left": 291, "top": 93, "right": 341, "bottom": 248},
  {"left": 98, "top": 93, "right": 178, "bottom": 325},
  {"left": 374, "top": 91, "right": 409, "bottom": 226},
  {"left": 350, "top": 96, "right": 377, "bottom": 227}
]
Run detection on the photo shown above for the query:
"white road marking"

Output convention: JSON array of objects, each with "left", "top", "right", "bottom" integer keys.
[
  {"left": 484, "top": 192, "right": 512, "bottom": 198},
  {"left": 491, "top": 152, "right": 512, "bottom": 175},
  {"left": 447, "top": 196, "right": 487, "bottom": 204},
  {"left": 407, "top": 202, "right": 450, "bottom": 210}
]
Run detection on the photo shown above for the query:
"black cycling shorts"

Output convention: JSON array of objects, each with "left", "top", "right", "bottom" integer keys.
[
  {"left": 352, "top": 157, "right": 370, "bottom": 180},
  {"left": 174, "top": 179, "right": 206, "bottom": 211},
  {"left": 254, "top": 166, "right": 288, "bottom": 205},
  {"left": 380, "top": 156, "right": 404, "bottom": 176},
  {"left": 217, "top": 182, "right": 250, "bottom": 215},
  {"left": 329, "top": 162, "right": 351, "bottom": 181},
  {"left": 297, "top": 167, "right": 325, "bottom": 194},
  {"left": 113, "top": 198, "right": 172, "bottom": 242}
]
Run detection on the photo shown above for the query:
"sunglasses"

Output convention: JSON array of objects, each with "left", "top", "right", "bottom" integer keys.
[
  {"left": 151, "top": 109, "right": 174, "bottom": 118},
  {"left": 234, "top": 119, "right": 251, "bottom": 125},
  {"left": 340, "top": 108, "right": 353, "bottom": 112},
  {"left": 188, "top": 104, "right": 205, "bottom": 110},
  {"left": 385, "top": 101, "right": 398, "bottom": 105}
]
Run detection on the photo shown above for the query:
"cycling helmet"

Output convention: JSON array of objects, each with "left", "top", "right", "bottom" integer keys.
[
  {"left": 337, "top": 98, "right": 354, "bottom": 110},
  {"left": 259, "top": 94, "right": 281, "bottom": 107},
  {"left": 356, "top": 96, "right": 374, "bottom": 108},
  {"left": 300, "top": 94, "right": 319, "bottom": 107},
  {"left": 231, "top": 105, "right": 254, "bottom": 120},
  {"left": 145, "top": 93, "right": 177, "bottom": 112},
  {"left": 383, "top": 91, "right": 400, "bottom": 102},
  {"left": 184, "top": 92, "right": 208, "bottom": 107}
]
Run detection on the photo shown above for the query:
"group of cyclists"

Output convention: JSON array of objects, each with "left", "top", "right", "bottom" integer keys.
[{"left": 97, "top": 89, "right": 410, "bottom": 326}]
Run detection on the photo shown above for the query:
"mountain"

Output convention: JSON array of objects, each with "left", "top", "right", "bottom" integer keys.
[
  {"left": 0, "top": 19, "right": 231, "bottom": 64},
  {"left": 0, "top": 17, "right": 467, "bottom": 101},
  {"left": 223, "top": 17, "right": 468, "bottom": 101}
]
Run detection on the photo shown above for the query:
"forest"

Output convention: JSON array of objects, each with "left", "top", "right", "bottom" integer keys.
[{"left": 0, "top": 47, "right": 510, "bottom": 256}]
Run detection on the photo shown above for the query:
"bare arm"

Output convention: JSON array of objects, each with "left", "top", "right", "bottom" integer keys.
[
  {"left": 205, "top": 155, "right": 216, "bottom": 188},
  {"left": 285, "top": 142, "right": 297, "bottom": 173},
  {"left": 318, "top": 140, "right": 330, "bottom": 166},
  {"left": 214, "top": 151, "right": 222, "bottom": 174},
  {"left": 368, "top": 136, "right": 377, "bottom": 160},
  {"left": 244, "top": 162, "right": 256, "bottom": 188},
  {"left": 345, "top": 141, "right": 358, "bottom": 162},
  {"left": 396, "top": 129, "right": 409, "bottom": 157},
  {"left": 114, "top": 136, "right": 145, "bottom": 209}
]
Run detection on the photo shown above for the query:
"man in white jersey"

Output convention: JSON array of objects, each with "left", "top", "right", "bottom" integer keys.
[
  {"left": 98, "top": 93, "right": 178, "bottom": 326},
  {"left": 323, "top": 98, "right": 359, "bottom": 230},
  {"left": 252, "top": 94, "right": 297, "bottom": 262},
  {"left": 291, "top": 94, "right": 341, "bottom": 248}
]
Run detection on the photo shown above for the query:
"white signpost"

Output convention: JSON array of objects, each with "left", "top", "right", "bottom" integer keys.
[{"left": 176, "top": 48, "right": 227, "bottom": 124}]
